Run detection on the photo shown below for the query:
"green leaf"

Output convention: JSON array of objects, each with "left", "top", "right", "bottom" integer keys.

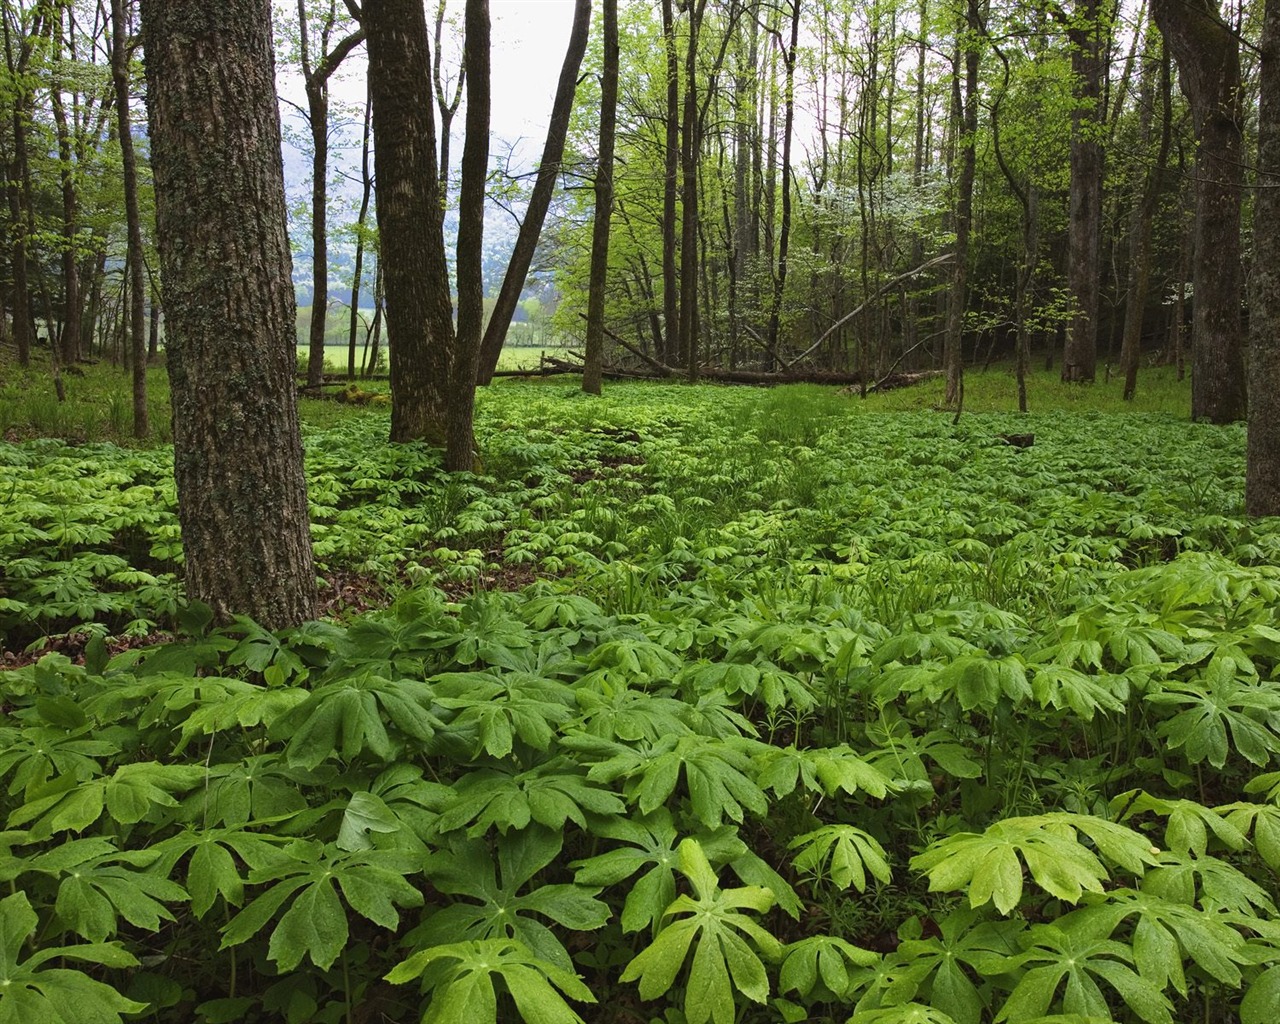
[
  {"left": 789, "top": 825, "right": 892, "bottom": 892},
  {"left": 621, "top": 839, "right": 782, "bottom": 1024},
  {"left": 0, "top": 892, "right": 145, "bottom": 1024},
  {"left": 386, "top": 939, "right": 595, "bottom": 1024},
  {"left": 269, "top": 877, "right": 347, "bottom": 972},
  {"left": 1242, "top": 965, "right": 1280, "bottom": 1024}
]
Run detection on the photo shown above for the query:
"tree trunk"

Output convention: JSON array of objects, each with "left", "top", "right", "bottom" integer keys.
[
  {"left": 447, "top": 0, "right": 489, "bottom": 471},
  {"left": 1248, "top": 0, "right": 1280, "bottom": 515},
  {"left": 111, "top": 0, "right": 148, "bottom": 438},
  {"left": 363, "top": 0, "right": 456, "bottom": 443},
  {"left": 583, "top": 0, "right": 618, "bottom": 396},
  {"left": 661, "top": 0, "right": 679, "bottom": 368},
  {"left": 765, "top": 0, "right": 800, "bottom": 369},
  {"left": 1121, "top": 36, "right": 1171, "bottom": 402},
  {"left": 347, "top": 81, "right": 373, "bottom": 381},
  {"left": 297, "top": 3, "right": 364, "bottom": 388},
  {"left": 433, "top": 0, "right": 465, "bottom": 218},
  {"left": 1062, "top": 0, "right": 1105, "bottom": 382},
  {"left": 1153, "top": 0, "right": 1247, "bottom": 422},
  {"left": 944, "top": 1, "right": 979, "bottom": 408},
  {"left": 48, "top": 20, "right": 82, "bottom": 366},
  {"left": 679, "top": 0, "right": 706, "bottom": 378},
  {"left": 140, "top": 0, "right": 317, "bottom": 628},
  {"left": 475, "top": 0, "right": 590, "bottom": 384}
]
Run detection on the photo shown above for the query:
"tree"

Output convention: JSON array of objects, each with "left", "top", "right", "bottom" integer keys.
[
  {"left": 475, "top": 0, "right": 590, "bottom": 385},
  {"left": 1, "top": 1, "right": 42, "bottom": 369},
  {"left": 1060, "top": 0, "right": 1106, "bottom": 382},
  {"left": 1249, "top": 0, "right": 1280, "bottom": 515},
  {"left": 1119, "top": 34, "right": 1171, "bottom": 403},
  {"left": 359, "top": 0, "right": 456, "bottom": 444},
  {"left": 293, "top": 0, "right": 364, "bottom": 389},
  {"left": 110, "top": 0, "right": 148, "bottom": 439},
  {"left": 583, "top": 0, "right": 619, "bottom": 396},
  {"left": 944, "top": 0, "right": 980, "bottom": 409},
  {"left": 1152, "top": 0, "right": 1247, "bottom": 423},
  {"left": 448, "top": 0, "right": 488, "bottom": 469},
  {"left": 139, "top": 0, "right": 317, "bottom": 628}
]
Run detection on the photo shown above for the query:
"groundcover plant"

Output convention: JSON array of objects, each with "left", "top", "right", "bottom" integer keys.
[{"left": 1, "top": 381, "right": 1279, "bottom": 1024}]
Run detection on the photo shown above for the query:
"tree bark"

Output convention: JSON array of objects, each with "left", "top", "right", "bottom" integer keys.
[
  {"left": 111, "top": 0, "right": 148, "bottom": 438},
  {"left": 1153, "top": 0, "right": 1247, "bottom": 422},
  {"left": 140, "top": 0, "right": 317, "bottom": 628},
  {"left": 583, "top": 0, "right": 618, "bottom": 396},
  {"left": 1248, "top": 0, "right": 1280, "bottom": 515},
  {"left": 475, "top": 0, "right": 590, "bottom": 384},
  {"left": 447, "top": 0, "right": 489, "bottom": 470},
  {"left": 363, "top": 0, "right": 456, "bottom": 443},
  {"left": 1062, "top": 0, "right": 1105, "bottom": 382}
]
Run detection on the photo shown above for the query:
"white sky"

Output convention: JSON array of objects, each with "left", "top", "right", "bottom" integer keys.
[{"left": 279, "top": 0, "right": 583, "bottom": 167}]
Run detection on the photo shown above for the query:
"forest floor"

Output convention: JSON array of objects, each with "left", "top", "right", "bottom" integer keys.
[{"left": 4, "top": 349, "right": 1278, "bottom": 1024}]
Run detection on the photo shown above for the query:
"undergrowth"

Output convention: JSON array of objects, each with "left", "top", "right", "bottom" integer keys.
[{"left": 1, "top": 378, "right": 1278, "bottom": 1024}]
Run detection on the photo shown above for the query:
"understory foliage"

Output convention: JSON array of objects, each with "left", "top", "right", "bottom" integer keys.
[{"left": 2, "top": 380, "right": 1279, "bottom": 1024}]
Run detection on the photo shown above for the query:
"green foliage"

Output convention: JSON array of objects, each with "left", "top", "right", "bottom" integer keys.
[{"left": 2, "top": 381, "right": 1279, "bottom": 1023}]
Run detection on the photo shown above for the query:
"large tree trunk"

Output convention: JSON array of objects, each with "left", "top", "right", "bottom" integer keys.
[
  {"left": 582, "top": 0, "right": 618, "bottom": 396},
  {"left": 1153, "top": 0, "right": 1247, "bottom": 423},
  {"left": 140, "top": 0, "right": 317, "bottom": 628},
  {"left": 1249, "top": 0, "right": 1280, "bottom": 515},
  {"left": 1061, "top": 0, "right": 1105, "bottom": 382},
  {"left": 474, "top": 0, "right": 590, "bottom": 384},
  {"left": 447, "top": 0, "right": 489, "bottom": 470},
  {"left": 363, "top": 0, "right": 456, "bottom": 443},
  {"left": 111, "top": 0, "right": 148, "bottom": 439}
]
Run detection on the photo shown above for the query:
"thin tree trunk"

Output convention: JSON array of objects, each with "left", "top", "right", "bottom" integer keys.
[
  {"left": 1, "top": 6, "right": 33, "bottom": 367},
  {"left": 48, "top": 18, "right": 82, "bottom": 366},
  {"left": 1121, "top": 38, "right": 1171, "bottom": 402},
  {"left": 447, "top": 0, "right": 489, "bottom": 470},
  {"left": 111, "top": 0, "right": 148, "bottom": 438},
  {"left": 660, "top": 0, "right": 679, "bottom": 367},
  {"left": 298, "top": 2, "right": 364, "bottom": 388},
  {"left": 583, "top": 0, "right": 618, "bottom": 396},
  {"left": 347, "top": 82, "right": 372, "bottom": 381},
  {"left": 433, "top": 0, "right": 465, "bottom": 217},
  {"left": 679, "top": 0, "right": 706, "bottom": 378},
  {"left": 944, "top": 1, "right": 979, "bottom": 408},
  {"left": 475, "top": 0, "right": 590, "bottom": 384},
  {"left": 765, "top": 0, "right": 800, "bottom": 367}
]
